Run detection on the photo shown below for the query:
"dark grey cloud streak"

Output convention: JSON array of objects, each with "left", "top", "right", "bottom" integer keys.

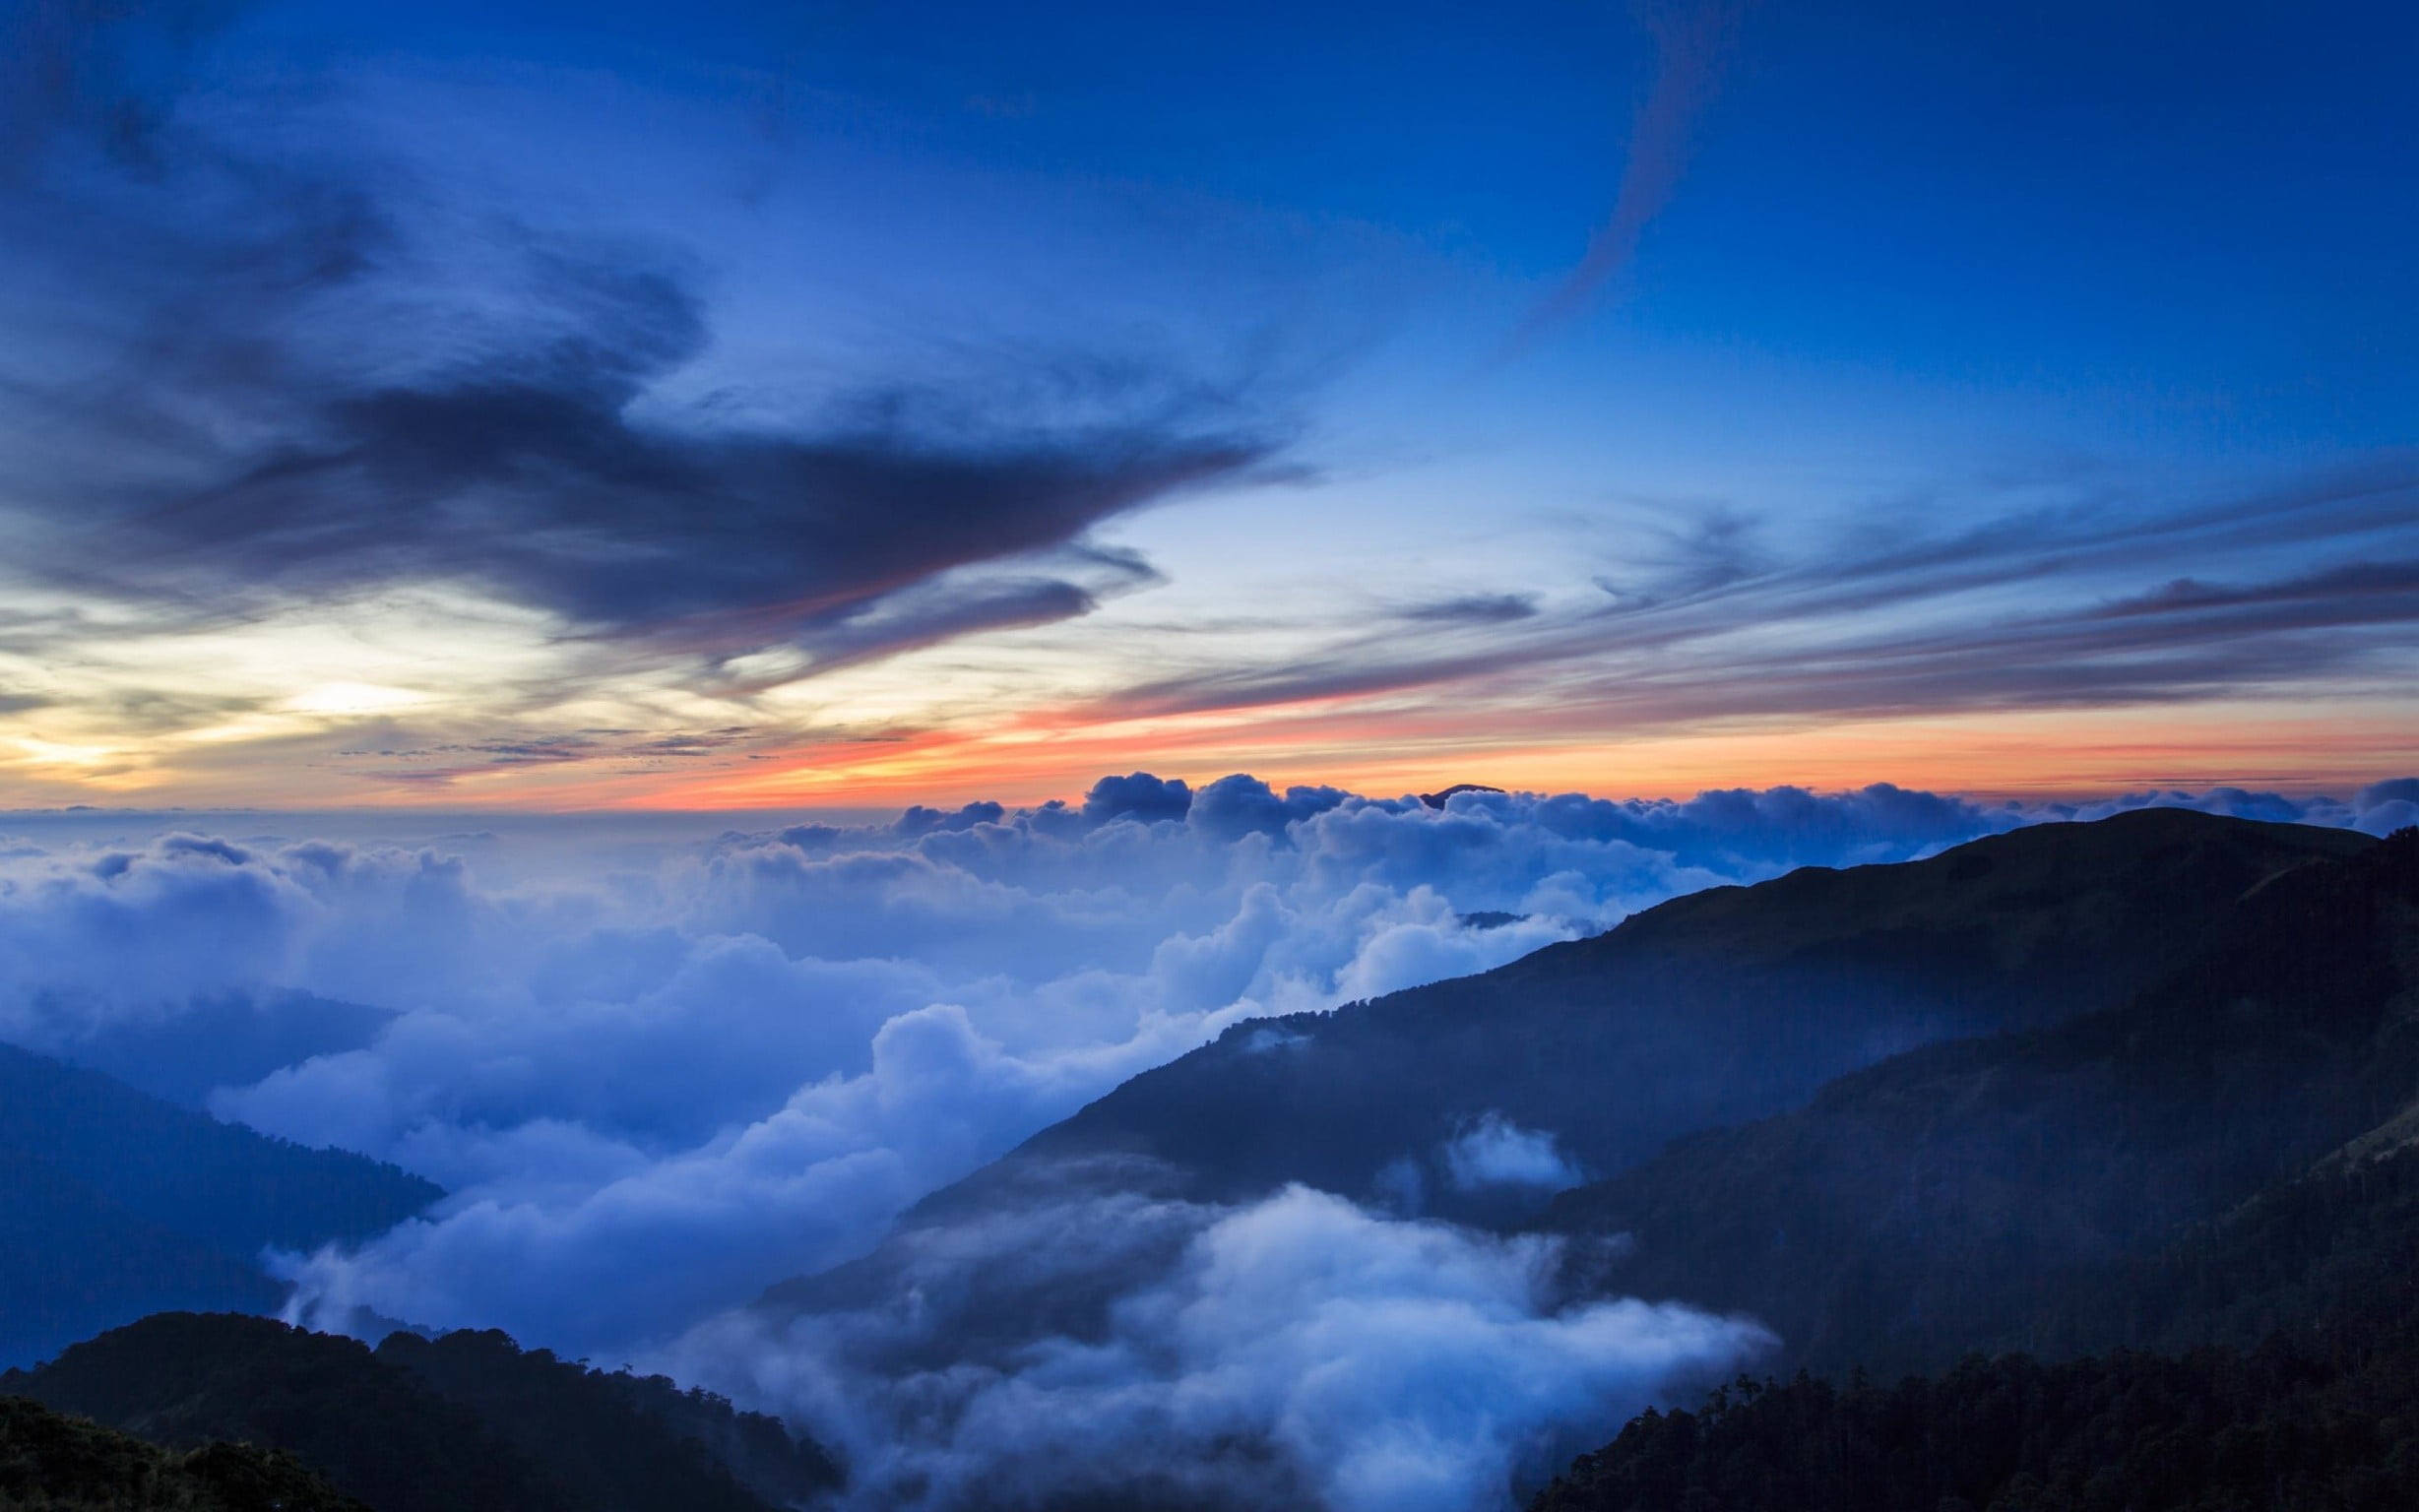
[
  {"left": 84, "top": 272, "right": 1272, "bottom": 653},
  {"left": 0, "top": 0, "right": 1293, "bottom": 688}
]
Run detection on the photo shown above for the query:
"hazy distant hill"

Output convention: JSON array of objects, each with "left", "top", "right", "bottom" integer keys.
[
  {"left": 3, "top": 1313, "right": 841, "bottom": 1512},
  {"left": 47, "top": 989, "right": 397, "bottom": 1110},
  {"left": 0, "top": 1046, "right": 441, "bottom": 1367}
]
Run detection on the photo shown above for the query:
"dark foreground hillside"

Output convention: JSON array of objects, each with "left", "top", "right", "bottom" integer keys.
[
  {"left": 1535, "top": 823, "right": 2419, "bottom": 1377},
  {"left": 0, "top": 1394, "right": 364, "bottom": 1511},
  {"left": 1534, "top": 1145, "right": 2419, "bottom": 1512},
  {"left": 1, "top": 1314, "right": 839, "bottom": 1512},
  {"left": 1532, "top": 1338, "right": 2419, "bottom": 1512},
  {"left": 1533, "top": 828, "right": 2419, "bottom": 1512},
  {"left": 0, "top": 1046, "right": 441, "bottom": 1367}
]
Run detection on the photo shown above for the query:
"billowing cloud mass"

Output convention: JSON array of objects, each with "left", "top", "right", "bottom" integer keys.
[
  {"left": 678, "top": 1177, "right": 1771, "bottom": 1512},
  {"left": 1, "top": 772, "right": 2407, "bottom": 1370},
  {"left": 1443, "top": 1112, "right": 1587, "bottom": 1196}
]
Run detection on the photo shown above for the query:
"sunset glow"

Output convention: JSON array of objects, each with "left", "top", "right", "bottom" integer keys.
[{"left": 0, "top": 2, "right": 2412, "bottom": 814}]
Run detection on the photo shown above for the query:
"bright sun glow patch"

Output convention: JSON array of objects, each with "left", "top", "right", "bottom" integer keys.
[{"left": 285, "top": 683, "right": 433, "bottom": 718}]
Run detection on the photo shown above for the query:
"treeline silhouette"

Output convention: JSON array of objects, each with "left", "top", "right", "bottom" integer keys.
[
  {"left": 1, "top": 1393, "right": 363, "bottom": 1511},
  {"left": 1, "top": 1315, "right": 837, "bottom": 1512},
  {"left": 1533, "top": 1327, "right": 2419, "bottom": 1512},
  {"left": 1535, "top": 1134, "right": 2419, "bottom": 1511}
]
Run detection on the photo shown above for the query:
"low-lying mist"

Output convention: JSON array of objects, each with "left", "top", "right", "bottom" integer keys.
[{"left": 680, "top": 1168, "right": 1773, "bottom": 1512}]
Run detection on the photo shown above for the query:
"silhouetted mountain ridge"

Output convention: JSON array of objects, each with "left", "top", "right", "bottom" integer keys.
[
  {"left": 1531, "top": 1133, "right": 2419, "bottom": 1512},
  {"left": 859, "top": 809, "right": 2369, "bottom": 1249},
  {"left": 1533, "top": 823, "right": 2419, "bottom": 1378},
  {"left": 1527, "top": 825, "right": 2419, "bottom": 1511}
]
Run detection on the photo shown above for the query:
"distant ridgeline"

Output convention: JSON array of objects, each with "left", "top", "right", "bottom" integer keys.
[
  {"left": 778, "top": 807, "right": 2378, "bottom": 1282},
  {"left": 0, "top": 1043, "right": 441, "bottom": 1368},
  {"left": 0, "top": 1313, "right": 841, "bottom": 1512}
]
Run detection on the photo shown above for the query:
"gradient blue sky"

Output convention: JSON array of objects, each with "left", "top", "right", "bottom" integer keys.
[{"left": 1, "top": 0, "right": 2412, "bottom": 805}]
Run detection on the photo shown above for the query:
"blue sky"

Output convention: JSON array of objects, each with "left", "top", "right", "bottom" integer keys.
[{"left": 0, "top": 0, "right": 2412, "bottom": 805}]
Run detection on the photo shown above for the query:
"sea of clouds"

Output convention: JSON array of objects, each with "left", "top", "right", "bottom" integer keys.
[{"left": 3, "top": 772, "right": 2412, "bottom": 1508}]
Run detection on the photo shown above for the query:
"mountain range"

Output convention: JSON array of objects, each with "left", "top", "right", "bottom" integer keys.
[
  {"left": 9, "top": 807, "right": 2419, "bottom": 1511},
  {"left": 772, "top": 809, "right": 2373, "bottom": 1297}
]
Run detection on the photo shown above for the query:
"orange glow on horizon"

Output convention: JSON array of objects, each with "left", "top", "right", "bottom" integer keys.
[
  {"left": 572, "top": 699, "right": 2419, "bottom": 813},
  {"left": 7, "top": 685, "right": 2407, "bottom": 816}
]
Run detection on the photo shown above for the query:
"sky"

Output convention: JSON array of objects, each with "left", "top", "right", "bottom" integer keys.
[{"left": 1, "top": 0, "right": 2415, "bottom": 809}]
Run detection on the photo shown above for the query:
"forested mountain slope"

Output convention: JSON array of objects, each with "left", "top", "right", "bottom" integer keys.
[
  {"left": 0, "top": 1048, "right": 440, "bottom": 1367},
  {"left": 1531, "top": 827, "right": 2419, "bottom": 1512},
  {"left": 0, "top": 1393, "right": 365, "bottom": 1512},
  {"left": 1534, "top": 1131, "right": 2419, "bottom": 1512},
  {"left": 1533, "top": 825, "right": 2419, "bottom": 1377},
  {"left": 773, "top": 809, "right": 2370, "bottom": 1330},
  {"left": 2, "top": 1314, "right": 840, "bottom": 1512}
]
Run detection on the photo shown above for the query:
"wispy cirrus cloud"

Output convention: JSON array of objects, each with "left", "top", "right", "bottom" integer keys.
[
  {"left": 1511, "top": 0, "right": 1749, "bottom": 346},
  {"left": 1074, "top": 459, "right": 2419, "bottom": 736}
]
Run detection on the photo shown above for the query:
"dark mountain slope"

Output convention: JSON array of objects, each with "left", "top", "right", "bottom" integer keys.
[
  {"left": 0, "top": 1157, "right": 280, "bottom": 1374},
  {"left": 1531, "top": 831, "right": 2419, "bottom": 1512},
  {"left": 0, "top": 1047, "right": 441, "bottom": 1367},
  {"left": 0, "top": 1044, "right": 436, "bottom": 1257},
  {"left": 2, "top": 1313, "right": 840, "bottom": 1512},
  {"left": 1532, "top": 1125, "right": 2419, "bottom": 1512},
  {"left": 4, "top": 1314, "right": 573, "bottom": 1512},
  {"left": 375, "top": 1329, "right": 842, "bottom": 1511},
  {"left": 1534, "top": 825, "right": 2419, "bottom": 1378},
  {"left": 1, "top": 1394, "right": 366, "bottom": 1512},
  {"left": 893, "top": 811, "right": 2371, "bottom": 1236},
  {"left": 1530, "top": 1335, "right": 2419, "bottom": 1512},
  {"left": 2029, "top": 1127, "right": 2419, "bottom": 1362}
]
